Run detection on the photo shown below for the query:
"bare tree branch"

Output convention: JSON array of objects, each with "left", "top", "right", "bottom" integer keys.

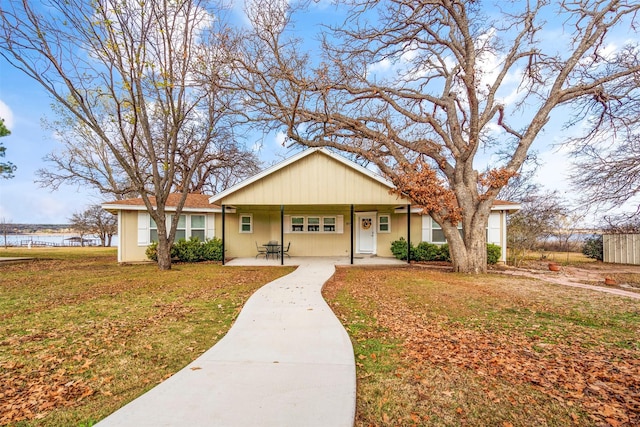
[{"left": 235, "top": 0, "right": 640, "bottom": 273}]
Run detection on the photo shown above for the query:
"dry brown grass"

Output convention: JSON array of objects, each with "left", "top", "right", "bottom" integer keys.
[
  {"left": 0, "top": 247, "right": 293, "bottom": 426},
  {"left": 324, "top": 267, "right": 640, "bottom": 427}
]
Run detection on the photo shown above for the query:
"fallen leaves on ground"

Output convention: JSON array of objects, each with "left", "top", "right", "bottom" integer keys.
[
  {"left": 325, "top": 267, "right": 640, "bottom": 426},
  {"left": 1, "top": 255, "right": 293, "bottom": 426}
]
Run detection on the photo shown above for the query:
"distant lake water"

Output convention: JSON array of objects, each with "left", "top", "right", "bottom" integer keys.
[{"left": 1, "top": 234, "right": 119, "bottom": 247}]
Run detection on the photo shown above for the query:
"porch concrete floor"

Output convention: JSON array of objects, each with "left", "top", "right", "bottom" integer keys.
[{"left": 224, "top": 256, "right": 408, "bottom": 267}]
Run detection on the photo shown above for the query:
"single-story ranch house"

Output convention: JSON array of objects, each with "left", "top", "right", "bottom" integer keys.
[{"left": 103, "top": 148, "right": 520, "bottom": 264}]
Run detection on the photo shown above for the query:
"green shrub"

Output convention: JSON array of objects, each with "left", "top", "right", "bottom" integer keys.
[
  {"left": 391, "top": 237, "right": 413, "bottom": 261},
  {"left": 439, "top": 243, "right": 451, "bottom": 262},
  {"left": 201, "top": 237, "right": 223, "bottom": 261},
  {"left": 390, "top": 239, "right": 499, "bottom": 264},
  {"left": 412, "top": 242, "right": 451, "bottom": 261},
  {"left": 145, "top": 241, "right": 158, "bottom": 261},
  {"left": 487, "top": 243, "right": 501, "bottom": 264},
  {"left": 172, "top": 237, "right": 203, "bottom": 262},
  {"left": 582, "top": 236, "right": 603, "bottom": 261},
  {"left": 414, "top": 242, "right": 439, "bottom": 261},
  {"left": 391, "top": 239, "right": 449, "bottom": 262},
  {"left": 146, "top": 237, "right": 223, "bottom": 263}
]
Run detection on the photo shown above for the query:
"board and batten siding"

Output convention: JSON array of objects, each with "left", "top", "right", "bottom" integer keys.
[
  {"left": 603, "top": 234, "right": 640, "bottom": 265},
  {"left": 217, "top": 151, "right": 404, "bottom": 206}
]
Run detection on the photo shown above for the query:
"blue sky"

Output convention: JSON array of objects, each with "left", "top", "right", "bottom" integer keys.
[{"left": 0, "top": 1, "right": 630, "bottom": 224}]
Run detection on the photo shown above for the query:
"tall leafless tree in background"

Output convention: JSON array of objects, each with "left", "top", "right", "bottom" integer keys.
[
  {"left": 0, "top": 0, "right": 246, "bottom": 269},
  {"left": 570, "top": 132, "right": 640, "bottom": 218},
  {"left": 69, "top": 205, "right": 117, "bottom": 247},
  {"left": 235, "top": 0, "right": 640, "bottom": 273},
  {"left": 36, "top": 104, "right": 261, "bottom": 199}
]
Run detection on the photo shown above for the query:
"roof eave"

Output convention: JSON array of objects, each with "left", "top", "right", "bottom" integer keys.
[{"left": 101, "top": 204, "right": 222, "bottom": 213}]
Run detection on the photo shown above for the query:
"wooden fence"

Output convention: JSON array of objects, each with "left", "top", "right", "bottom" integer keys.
[{"left": 603, "top": 234, "right": 640, "bottom": 265}]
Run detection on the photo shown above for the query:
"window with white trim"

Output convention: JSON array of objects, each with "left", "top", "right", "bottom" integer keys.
[
  {"left": 142, "top": 213, "right": 210, "bottom": 245},
  {"left": 431, "top": 217, "right": 462, "bottom": 243},
  {"left": 239, "top": 214, "right": 253, "bottom": 233},
  {"left": 378, "top": 215, "right": 390, "bottom": 233},
  {"left": 291, "top": 216, "right": 304, "bottom": 232},
  {"left": 191, "top": 215, "right": 206, "bottom": 240},
  {"left": 170, "top": 214, "right": 187, "bottom": 241},
  {"left": 150, "top": 216, "right": 158, "bottom": 243},
  {"left": 307, "top": 217, "right": 320, "bottom": 232},
  {"left": 323, "top": 217, "right": 336, "bottom": 232},
  {"left": 286, "top": 215, "right": 343, "bottom": 234}
]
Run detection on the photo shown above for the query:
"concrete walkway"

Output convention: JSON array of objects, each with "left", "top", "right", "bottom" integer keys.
[
  {"left": 96, "top": 258, "right": 357, "bottom": 427},
  {"left": 498, "top": 267, "right": 640, "bottom": 300}
]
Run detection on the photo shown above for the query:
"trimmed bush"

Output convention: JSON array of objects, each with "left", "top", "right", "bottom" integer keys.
[
  {"left": 390, "top": 239, "right": 498, "bottom": 264},
  {"left": 201, "top": 237, "right": 223, "bottom": 261},
  {"left": 487, "top": 243, "right": 501, "bottom": 265},
  {"left": 414, "top": 242, "right": 439, "bottom": 261},
  {"left": 172, "top": 237, "right": 203, "bottom": 262},
  {"left": 439, "top": 243, "right": 451, "bottom": 262},
  {"left": 146, "top": 237, "right": 223, "bottom": 263},
  {"left": 391, "top": 237, "right": 413, "bottom": 261},
  {"left": 390, "top": 238, "right": 449, "bottom": 262},
  {"left": 582, "top": 236, "right": 603, "bottom": 261},
  {"left": 145, "top": 241, "right": 158, "bottom": 262}
]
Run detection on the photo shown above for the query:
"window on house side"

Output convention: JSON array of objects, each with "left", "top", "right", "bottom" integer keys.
[
  {"left": 323, "top": 217, "right": 336, "bottom": 232},
  {"left": 240, "top": 214, "right": 253, "bottom": 233},
  {"left": 292, "top": 216, "right": 304, "bottom": 232},
  {"left": 170, "top": 214, "right": 187, "bottom": 241},
  {"left": 378, "top": 215, "right": 390, "bottom": 233},
  {"left": 150, "top": 216, "right": 158, "bottom": 243},
  {"left": 307, "top": 217, "right": 320, "bottom": 232},
  {"left": 191, "top": 215, "right": 206, "bottom": 240},
  {"left": 431, "top": 217, "right": 462, "bottom": 243}
]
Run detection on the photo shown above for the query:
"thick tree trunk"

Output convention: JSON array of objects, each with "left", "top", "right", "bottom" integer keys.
[
  {"left": 443, "top": 215, "right": 488, "bottom": 274},
  {"left": 155, "top": 221, "right": 172, "bottom": 270},
  {"left": 156, "top": 239, "right": 172, "bottom": 270}
]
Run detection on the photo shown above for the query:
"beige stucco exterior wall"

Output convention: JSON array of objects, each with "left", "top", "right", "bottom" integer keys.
[
  {"left": 117, "top": 210, "right": 218, "bottom": 263},
  {"left": 119, "top": 210, "right": 148, "bottom": 262},
  {"left": 217, "top": 151, "right": 405, "bottom": 206}
]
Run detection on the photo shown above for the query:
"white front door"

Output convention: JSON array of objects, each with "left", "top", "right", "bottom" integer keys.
[{"left": 356, "top": 212, "right": 377, "bottom": 254}]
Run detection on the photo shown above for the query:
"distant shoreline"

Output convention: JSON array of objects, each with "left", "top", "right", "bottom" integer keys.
[
  {"left": 1, "top": 225, "right": 74, "bottom": 235},
  {"left": 7, "top": 231, "right": 75, "bottom": 236}
]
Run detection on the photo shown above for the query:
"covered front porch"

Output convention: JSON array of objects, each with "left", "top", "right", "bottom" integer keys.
[
  {"left": 219, "top": 204, "right": 415, "bottom": 265},
  {"left": 208, "top": 148, "right": 416, "bottom": 265}
]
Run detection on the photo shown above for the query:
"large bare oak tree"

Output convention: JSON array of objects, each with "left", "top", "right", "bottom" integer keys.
[
  {"left": 0, "top": 0, "right": 243, "bottom": 269},
  {"left": 35, "top": 104, "right": 261, "bottom": 199},
  {"left": 236, "top": 0, "right": 640, "bottom": 273}
]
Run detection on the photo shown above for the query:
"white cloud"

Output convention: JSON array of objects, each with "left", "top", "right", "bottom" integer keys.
[
  {"left": 367, "top": 58, "right": 392, "bottom": 74},
  {"left": 274, "top": 130, "right": 286, "bottom": 147},
  {"left": 0, "top": 99, "right": 14, "bottom": 129}
]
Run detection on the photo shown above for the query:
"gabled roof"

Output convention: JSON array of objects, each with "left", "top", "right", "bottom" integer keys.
[
  {"left": 102, "top": 193, "right": 221, "bottom": 213},
  {"left": 209, "top": 147, "right": 396, "bottom": 205}
]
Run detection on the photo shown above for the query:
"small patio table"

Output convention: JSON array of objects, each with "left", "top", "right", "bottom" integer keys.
[{"left": 263, "top": 242, "right": 281, "bottom": 259}]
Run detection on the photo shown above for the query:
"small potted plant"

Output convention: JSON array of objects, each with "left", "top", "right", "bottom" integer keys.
[{"left": 548, "top": 262, "right": 560, "bottom": 272}]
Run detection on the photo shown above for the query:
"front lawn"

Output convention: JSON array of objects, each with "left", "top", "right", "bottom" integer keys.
[
  {"left": 0, "top": 247, "right": 293, "bottom": 426},
  {"left": 323, "top": 267, "right": 640, "bottom": 427}
]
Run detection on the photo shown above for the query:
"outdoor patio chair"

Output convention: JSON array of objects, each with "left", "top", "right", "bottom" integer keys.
[
  {"left": 282, "top": 241, "right": 291, "bottom": 258},
  {"left": 255, "top": 242, "right": 268, "bottom": 259}
]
